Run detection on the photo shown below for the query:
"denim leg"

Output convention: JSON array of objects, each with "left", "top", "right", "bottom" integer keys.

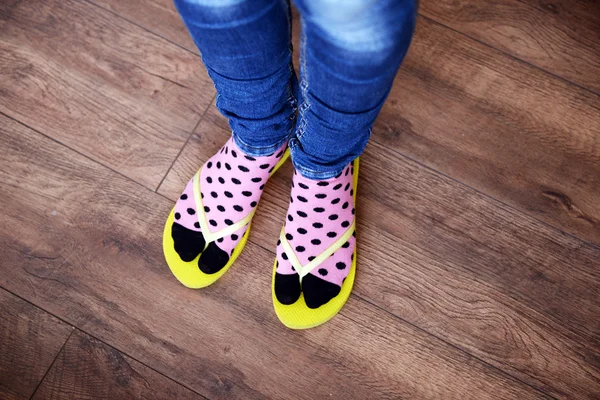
[
  {"left": 174, "top": 0, "right": 299, "bottom": 156},
  {"left": 290, "top": 0, "right": 418, "bottom": 179}
]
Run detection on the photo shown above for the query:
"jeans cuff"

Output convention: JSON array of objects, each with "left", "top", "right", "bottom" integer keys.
[
  {"left": 232, "top": 131, "right": 289, "bottom": 157},
  {"left": 289, "top": 140, "right": 345, "bottom": 180}
]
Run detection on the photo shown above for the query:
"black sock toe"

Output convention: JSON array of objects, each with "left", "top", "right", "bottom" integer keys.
[
  {"left": 274, "top": 272, "right": 301, "bottom": 305},
  {"left": 172, "top": 223, "right": 206, "bottom": 262},
  {"left": 198, "top": 242, "right": 230, "bottom": 274},
  {"left": 302, "top": 273, "right": 341, "bottom": 309}
]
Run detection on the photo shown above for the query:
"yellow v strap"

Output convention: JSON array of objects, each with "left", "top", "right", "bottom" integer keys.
[
  {"left": 192, "top": 170, "right": 254, "bottom": 246},
  {"left": 279, "top": 221, "right": 355, "bottom": 281}
]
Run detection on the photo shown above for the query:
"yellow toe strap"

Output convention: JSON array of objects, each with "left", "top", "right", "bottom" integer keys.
[
  {"left": 192, "top": 171, "right": 254, "bottom": 245},
  {"left": 279, "top": 221, "right": 355, "bottom": 280}
]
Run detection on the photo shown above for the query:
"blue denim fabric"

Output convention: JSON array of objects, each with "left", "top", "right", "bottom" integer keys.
[{"left": 174, "top": 0, "right": 417, "bottom": 179}]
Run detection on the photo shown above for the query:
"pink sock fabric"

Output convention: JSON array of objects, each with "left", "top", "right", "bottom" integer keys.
[
  {"left": 275, "top": 161, "right": 356, "bottom": 307},
  {"left": 172, "top": 136, "right": 286, "bottom": 270}
]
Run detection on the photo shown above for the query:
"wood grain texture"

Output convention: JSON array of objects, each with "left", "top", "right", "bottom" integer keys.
[
  {"left": 32, "top": 330, "right": 205, "bottom": 400},
  {"left": 372, "top": 16, "right": 600, "bottom": 247},
  {"left": 0, "top": 0, "right": 214, "bottom": 189},
  {"left": 91, "top": 0, "right": 197, "bottom": 53},
  {"left": 0, "top": 288, "right": 73, "bottom": 400},
  {"left": 159, "top": 105, "right": 600, "bottom": 399},
  {"left": 420, "top": 0, "right": 600, "bottom": 93},
  {"left": 0, "top": 116, "right": 548, "bottom": 399}
]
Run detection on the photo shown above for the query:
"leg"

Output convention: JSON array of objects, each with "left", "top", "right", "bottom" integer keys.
[
  {"left": 164, "top": 0, "right": 298, "bottom": 285},
  {"left": 273, "top": 0, "right": 417, "bottom": 323},
  {"left": 291, "top": 0, "right": 417, "bottom": 178},
  {"left": 174, "top": 0, "right": 299, "bottom": 155}
]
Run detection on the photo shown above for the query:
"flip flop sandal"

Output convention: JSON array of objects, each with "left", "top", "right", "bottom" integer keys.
[
  {"left": 272, "top": 158, "right": 359, "bottom": 329},
  {"left": 163, "top": 137, "right": 290, "bottom": 288}
]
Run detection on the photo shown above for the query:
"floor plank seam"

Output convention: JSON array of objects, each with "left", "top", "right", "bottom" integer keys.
[
  {"left": 1, "top": 286, "right": 211, "bottom": 400},
  {"left": 418, "top": 13, "right": 600, "bottom": 99},
  {"left": 81, "top": 0, "right": 200, "bottom": 57},
  {"left": 352, "top": 293, "right": 560, "bottom": 400},
  {"left": 368, "top": 136, "right": 600, "bottom": 251},
  {"left": 28, "top": 328, "right": 75, "bottom": 400},
  {"left": 155, "top": 95, "right": 217, "bottom": 193},
  {"left": 0, "top": 112, "right": 158, "bottom": 193}
]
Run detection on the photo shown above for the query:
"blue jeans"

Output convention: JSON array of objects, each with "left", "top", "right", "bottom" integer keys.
[{"left": 174, "top": 0, "right": 417, "bottom": 179}]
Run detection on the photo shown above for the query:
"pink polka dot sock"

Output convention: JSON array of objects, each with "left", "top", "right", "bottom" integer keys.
[
  {"left": 275, "top": 161, "right": 356, "bottom": 308},
  {"left": 171, "top": 136, "right": 287, "bottom": 273}
]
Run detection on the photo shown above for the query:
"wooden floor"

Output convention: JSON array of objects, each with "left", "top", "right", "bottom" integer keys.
[{"left": 1, "top": 0, "right": 599, "bottom": 398}]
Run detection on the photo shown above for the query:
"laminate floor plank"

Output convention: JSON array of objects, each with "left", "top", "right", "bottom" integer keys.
[
  {"left": 0, "top": 288, "right": 73, "bottom": 400},
  {"left": 372, "top": 17, "right": 600, "bottom": 247},
  {"left": 419, "top": 0, "right": 600, "bottom": 93},
  {"left": 0, "top": 0, "right": 214, "bottom": 189},
  {"left": 90, "top": 0, "right": 197, "bottom": 53},
  {"left": 32, "top": 330, "right": 206, "bottom": 400}
]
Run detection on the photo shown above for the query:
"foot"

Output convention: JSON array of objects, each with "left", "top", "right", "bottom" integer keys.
[
  {"left": 171, "top": 136, "right": 286, "bottom": 274},
  {"left": 275, "top": 161, "right": 356, "bottom": 308}
]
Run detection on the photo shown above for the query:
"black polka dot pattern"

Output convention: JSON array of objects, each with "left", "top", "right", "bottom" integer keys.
[
  {"left": 275, "top": 158, "right": 357, "bottom": 307},
  {"left": 179, "top": 137, "right": 289, "bottom": 271}
]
